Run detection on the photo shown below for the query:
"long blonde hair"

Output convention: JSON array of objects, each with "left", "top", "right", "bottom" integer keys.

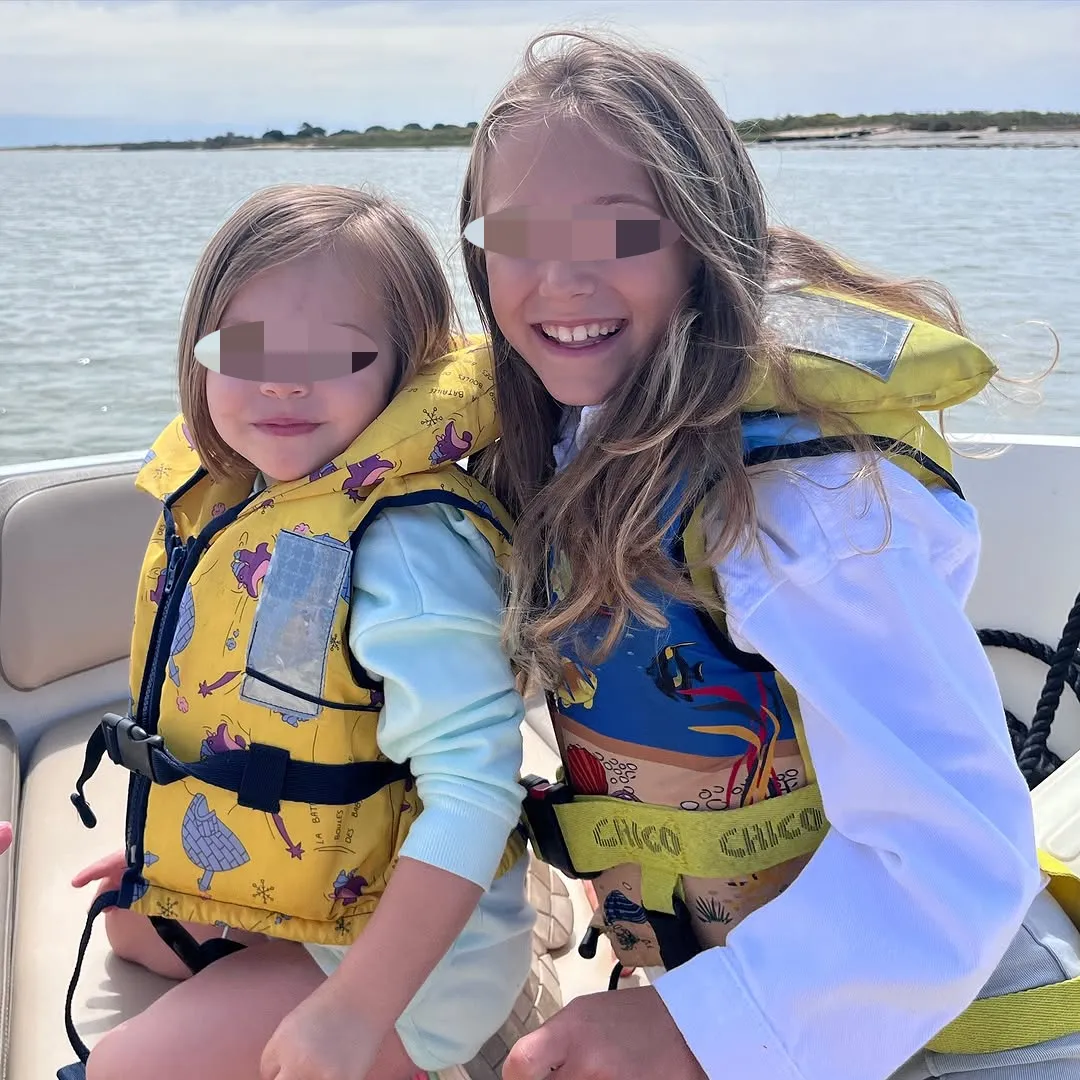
[
  {"left": 179, "top": 183, "right": 459, "bottom": 481},
  {"left": 460, "top": 30, "right": 974, "bottom": 682}
]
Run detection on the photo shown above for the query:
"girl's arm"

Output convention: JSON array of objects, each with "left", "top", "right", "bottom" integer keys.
[
  {"left": 654, "top": 454, "right": 1042, "bottom": 1080},
  {"left": 0, "top": 821, "right": 11, "bottom": 855},
  {"left": 328, "top": 502, "right": 526, "bottom": 1018}
]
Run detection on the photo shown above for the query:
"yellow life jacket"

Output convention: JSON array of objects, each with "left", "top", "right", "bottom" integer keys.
[
  {"left": 521, "top": 287, "right": 1080, "bottom": 1055},
  {"left": 72, "top": 339, "right": 524, "bottom": 948}
]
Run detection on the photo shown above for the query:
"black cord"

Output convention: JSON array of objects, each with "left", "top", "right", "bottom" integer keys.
[{"left": 979, "top": 587, "right": 1080, "bottom": 789}]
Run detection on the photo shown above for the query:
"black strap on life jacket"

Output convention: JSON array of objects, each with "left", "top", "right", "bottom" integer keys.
[
  {"left": 69, "top": 712, "right": 412, "bottom": 828},
  {"left": 743, "top": 432, "right": 965, "bottom": 499},
  {"left": 59, "top": 889, "right": 117, "bottom": 1071},
  {"left": 58, "top": 888, "right": 249, "bottom": 1076},
  {"left": 147, "top": 915, "right": 248, "bottom": 973}
]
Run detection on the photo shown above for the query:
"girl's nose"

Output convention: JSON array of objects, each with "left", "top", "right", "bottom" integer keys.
[
  {"left": 259, "top": 381, "right": 309, "bottom": 398},
  {"left": 535, "top": 259, "right": 598, "bottom": 302}
]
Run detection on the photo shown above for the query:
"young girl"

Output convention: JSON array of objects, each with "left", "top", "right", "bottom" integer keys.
[
  {"left": 64, "top": 184, "right": 534, "bottom": 1080},
  {"left": 459, "top": 31, "right": 1080, "bottom": 1080}
]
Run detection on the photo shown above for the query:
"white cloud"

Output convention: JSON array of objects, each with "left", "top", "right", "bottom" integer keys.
[{"left": 0, "top": 0, "right": 1076, "bottom": 138}]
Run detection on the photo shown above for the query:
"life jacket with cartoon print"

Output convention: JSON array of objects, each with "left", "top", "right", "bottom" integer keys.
[
  {"left": 66, "top": 340, "right": 523, "bottom": 962},
  {"left": 520, "top": 287, "right": 1080, "bottom": 1056}
]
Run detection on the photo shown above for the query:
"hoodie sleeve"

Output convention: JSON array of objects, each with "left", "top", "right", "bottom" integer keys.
[{"left": 347, "top": 501, "right": 525, "bottom": 889}]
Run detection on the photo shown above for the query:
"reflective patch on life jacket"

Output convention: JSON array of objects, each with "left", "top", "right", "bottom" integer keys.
[{"left": 240, "top": 528, "right": 352, "bottom": 719}]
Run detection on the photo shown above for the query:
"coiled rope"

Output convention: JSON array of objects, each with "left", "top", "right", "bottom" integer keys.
[{"left": 980, "top": 587, "right": 1080, "bottom": 788}]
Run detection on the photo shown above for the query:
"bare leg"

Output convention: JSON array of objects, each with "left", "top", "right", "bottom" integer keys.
[
  {"left": 86, "top": 939, "right": 419, "bottom": 1080},
  {"left": 91, "top": 877, "right": 268, "bottom": 981}
]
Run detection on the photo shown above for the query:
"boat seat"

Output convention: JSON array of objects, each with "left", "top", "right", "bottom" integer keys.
[
  {"left": 0, "top": 459, "right": 160, "bottom": 1080},
  {"left": 7, "top": 694, "right": 605, "bottom": 1079},
  {"left": 0, "top": 464, "right": 161, "bottom": 756}
]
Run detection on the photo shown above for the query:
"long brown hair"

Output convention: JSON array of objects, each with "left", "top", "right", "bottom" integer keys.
[
  {"left": 460, "top": 30, "right": 980, "bottom": 684},
  {"left": 179, "top": 184, "right": 459, "bottom": 482}
]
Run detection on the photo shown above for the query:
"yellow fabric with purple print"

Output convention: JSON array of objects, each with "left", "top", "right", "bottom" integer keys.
[{"left": 120, "top": 338, "right": 522, "bottom": 946}]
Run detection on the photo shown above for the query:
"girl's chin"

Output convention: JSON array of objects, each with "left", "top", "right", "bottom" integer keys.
[
  {"left": 514, "top": 328, "right": 637, "bottom": 409},
  {"left": 246, "top": 457, "right": 319, "bottom": 485},
  {"left": 550, "top": 393, "right": 608, "bottom": 408},
  {"left": 538, "top": 373, "right": 618, "bottom": 409}
]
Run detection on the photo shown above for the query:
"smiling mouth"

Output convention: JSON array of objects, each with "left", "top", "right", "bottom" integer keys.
[
  {"left": 254, "top": 419, "right": 322, "bottom": 436},
  {"left": 533, "top": 320, "right": 627, "bottom": 348}
]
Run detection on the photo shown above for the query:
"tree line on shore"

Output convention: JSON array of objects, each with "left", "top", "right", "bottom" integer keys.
[
  {"left": 742, "top": 110, "right": 1080, "bottom": 137},
  {"left": 23, "top": 112, "right": 1080, "bottom": 152}
]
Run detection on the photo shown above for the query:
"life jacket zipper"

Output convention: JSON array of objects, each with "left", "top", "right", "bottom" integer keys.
[{"left": 138, "top": 538, "right": 190, "bottom": 735}]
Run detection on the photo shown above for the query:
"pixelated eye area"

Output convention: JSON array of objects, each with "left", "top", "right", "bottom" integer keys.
[
  {"left": 193, "top": 323, "right": 379, "bottom": 381},
  {"left": 463, "top": 205, "right": 682, "bottom": 260}
]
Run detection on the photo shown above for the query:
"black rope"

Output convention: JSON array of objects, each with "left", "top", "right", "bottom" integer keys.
[{"left": 979, "top": 586, "right": 1080, "bottom": 789}]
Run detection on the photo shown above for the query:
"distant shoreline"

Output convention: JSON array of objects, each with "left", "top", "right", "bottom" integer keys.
[
  {"left": 4, "top": 113, "right": 1080, "bottom": 153},
  {"left": 754, "top": 128, "right": 1080, "bottom": 150}
]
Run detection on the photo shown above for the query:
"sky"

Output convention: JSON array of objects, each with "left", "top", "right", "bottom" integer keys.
[{"left": 0, "top": 0, "right": 1077, "bottom": 147}]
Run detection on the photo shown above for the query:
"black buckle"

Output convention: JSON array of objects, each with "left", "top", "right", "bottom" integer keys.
[
  {"left": 101, "top": 712, "right": 165, "bottom": 782},
  {"left": 520, "top": 774, "right": 597, "bottom": 881}
]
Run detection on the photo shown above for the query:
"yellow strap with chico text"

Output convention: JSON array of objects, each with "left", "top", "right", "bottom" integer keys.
[
  {"left": 554, "top": 787, "right": 1080, "bottom": 1055},
  {"left": 554, "top": 782, "right": 829, "bottom": 913}
]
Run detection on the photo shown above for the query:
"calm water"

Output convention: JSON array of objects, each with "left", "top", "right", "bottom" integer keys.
[{"left": 0, "top": 146, "right": 1076, "bottom": 466}]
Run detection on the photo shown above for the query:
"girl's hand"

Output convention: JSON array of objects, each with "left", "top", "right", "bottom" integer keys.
[
  {"left": 71, "top": 848, "right": 127, "bottom": 891},
  {"left": 0, "top": 821, "right": 11, "bottom": 855},
  {"left": 260, "top": 980, "right": 385, "bottom": 1080},
  {"left": 502, "top": 987, "right": 709, "bottom": 1080}
]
